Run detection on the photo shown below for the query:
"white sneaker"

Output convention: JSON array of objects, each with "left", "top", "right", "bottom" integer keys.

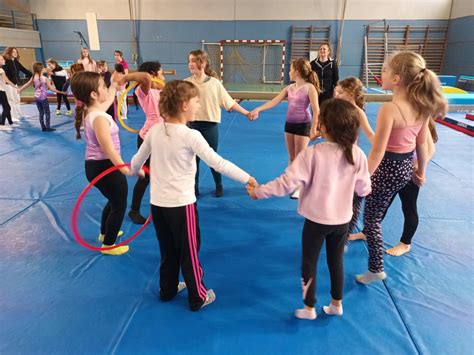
[
  {"left": 201, "top": 289, "right": 216, "bottom": 309},
  {"left": 177, "top": 282, "right": 187, "bottom": 293}
]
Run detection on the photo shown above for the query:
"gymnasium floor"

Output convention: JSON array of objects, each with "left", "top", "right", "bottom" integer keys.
[{"left": 0, "top": 102, "right": 473, "bottom": 354}]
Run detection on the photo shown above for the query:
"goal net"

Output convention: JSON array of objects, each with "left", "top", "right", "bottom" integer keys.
[{"left": 202, "top": 40, "right": 285, "bottom": 84}]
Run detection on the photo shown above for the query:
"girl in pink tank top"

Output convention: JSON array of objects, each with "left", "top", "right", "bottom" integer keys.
[
  {"left": 249, "top": 59, "right": 320, "bottom": 199},
  {"left": 116, "top": 61, "right": 165, "bottom": 224},
  {"left": 349, "top": 51, "right": 447, "bottom": 285}
]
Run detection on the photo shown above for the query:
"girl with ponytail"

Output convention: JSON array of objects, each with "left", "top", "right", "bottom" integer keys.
[
  {"left": 249, "top": 58, "right": 320, "bottom": 199},
  {"left": 247, "top": 98, "right": 371, "bottom": 320},
  {"left": 350, "top": 51, "right": 447, "bottom": 285}
]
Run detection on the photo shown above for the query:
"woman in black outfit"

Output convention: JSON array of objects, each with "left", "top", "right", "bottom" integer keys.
[
  {"left": 2, "top": 47, "right": 32, "bottom": 120},
  {"left": 310, "top": 42, "right": 339, "bottom": 104}
]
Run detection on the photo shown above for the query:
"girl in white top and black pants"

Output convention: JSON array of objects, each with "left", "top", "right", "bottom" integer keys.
[{"left": 131, "top": 80, "right": 256, "bottom": 311}]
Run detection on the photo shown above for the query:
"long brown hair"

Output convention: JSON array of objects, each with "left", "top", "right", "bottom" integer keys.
[
  {"left": 3, "top": 47, "right": 19, "bottom": 60},
  {"left": 337, "top": 77, "right": 365, "bottom": 109},
  {"left": 70, "top": 71, "right": 101, "bottom": 139},
  {"left": 46, "top": 58, "right": 60, "bottom": 71},
  {"left": 319, "top": 98, "right": 360, "bottom": 165},
  {"left": 292, "top": 58, "right": 320, "bottom": 93},
  {"left": 32, "top": 62, "right": 44, "bottom": 75},
  {"left": 188, "top": 50, "right": 218, "bottom": 78},
  {"left": 387, "top": 51, "right": 447, "bottom": 120}
]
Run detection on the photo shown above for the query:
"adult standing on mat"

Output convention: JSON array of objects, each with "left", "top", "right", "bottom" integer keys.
[
  {"left": 310, "top": 42, "right": 339, "bottom": 104},
  {"left": 2, "top": 47, "right": 32, "bottom": 121},
  {"left": 185, "top": 50, "right": 253, "bottom": 197}
]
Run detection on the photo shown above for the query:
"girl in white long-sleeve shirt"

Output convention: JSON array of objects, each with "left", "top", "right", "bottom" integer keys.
[{"left": 131, "top": 80, "right": 256, "bottom": 311}]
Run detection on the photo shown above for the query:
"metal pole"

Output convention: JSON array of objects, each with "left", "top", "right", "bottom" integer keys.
[
  {"left": 364, "top": 26, "right": 369, "bottom": 88},
  {"left": 11, "top": 11, "right": 16, "bottom": 28},
  {"left": 262, "top": 45, "right": 267, "bottom": 83}
]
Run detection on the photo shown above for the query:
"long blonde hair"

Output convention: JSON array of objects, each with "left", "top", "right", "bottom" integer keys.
[
  {"left": 188, "top": 50, "right": 218, "bottom": 78},
  {"left": 292, "top": 58, "right": 320, "bottom": 94},
  {"left": 387, "top": 51, "right": 447, "bottom": 120}
]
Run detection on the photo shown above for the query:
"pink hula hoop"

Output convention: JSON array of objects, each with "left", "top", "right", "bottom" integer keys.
[{"left": 71, "top": 163, "right": 151, "bottom": 251}]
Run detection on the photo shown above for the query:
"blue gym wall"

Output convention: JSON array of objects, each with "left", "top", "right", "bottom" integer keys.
[
  {"left": 443, "top": 15, "right": 474, "bottom": 77},
  {"left": 36, "top": 19, "right": 450, "bottom": 82}
]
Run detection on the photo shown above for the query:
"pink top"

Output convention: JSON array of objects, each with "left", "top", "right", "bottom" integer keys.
[
  {"left": 84, "top": 111, "right": 121, "bottom": 160},
  {"left": 117, "top": 59, "right": 129, "bottom": 70},
  {"left": 136, "top": 86, "right": 163, "bottom": 139},
  {"left": 386, "top": 123, "right": 423, "bottom": 153},
  {"left": 286, "top": 84, "right": 311, "bottom": 124},
  {"left": 255, "top": 142, "right": 372, "bottom": 225}
]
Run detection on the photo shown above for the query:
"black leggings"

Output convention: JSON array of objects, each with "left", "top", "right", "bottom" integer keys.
[
  {"left": 56, "top": 93, "right": 70, "bottom": 110},
  {"left": 188, "top": 121, "right": 221, "bottom": 187},
  {"left": 301, "top": 219, "right": 349, "bottom": 307},
  {"left": 365, "top": 180, "right": 420, "bottom": 245},
  {"left": 0, "top": 91, "right": 12, "bottom": 125},
  {"left": 130, "top": 135, "right": 150, "bottom": 212},
  {"left": 85, "top": 159, "right": 128, "bottom": 246}
]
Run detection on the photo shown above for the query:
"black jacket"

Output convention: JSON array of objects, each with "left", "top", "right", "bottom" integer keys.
[
  {"left": 3, "top": 58, "right": 32, "bottom": 85},
  {"left": 50, "top": 66, "right": 68, "bottom": 89},
  {"left": 310, "top": 58, "right": 339, "bottom": 101}
]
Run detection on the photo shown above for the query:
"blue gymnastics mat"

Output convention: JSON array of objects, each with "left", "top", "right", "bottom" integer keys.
[{"left": 0, "top": 102, "right": 473, "bottom": 354}]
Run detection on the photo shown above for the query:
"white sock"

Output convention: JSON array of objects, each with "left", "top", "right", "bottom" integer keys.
[
  {"left": 323, "top": 303, "right": 343, "bottom": 316},
  {"left": 294, "top": 308, "right": 316, "bottom": 320},
  {"left": 356, "top": 270, "right": 387, "bottom": 285}
]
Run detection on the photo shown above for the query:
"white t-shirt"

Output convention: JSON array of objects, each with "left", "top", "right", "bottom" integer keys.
[{"left": 131, "top": 122, "right": 250, "bottom": 207}]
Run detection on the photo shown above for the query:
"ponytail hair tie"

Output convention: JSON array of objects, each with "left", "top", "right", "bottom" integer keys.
[{"left": 420, "top": 68, "right": 426, "bottom": 73}]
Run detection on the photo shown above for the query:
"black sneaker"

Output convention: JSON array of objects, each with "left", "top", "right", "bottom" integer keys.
[
  {"left": 215, "top": 185, "right": 224, "bottom": 197},
  {"left": 128, "top": 210, "right": 147, "bottom": 224},
  {"left": 45, "top": 127, "right": 56, "bottom": 132}
]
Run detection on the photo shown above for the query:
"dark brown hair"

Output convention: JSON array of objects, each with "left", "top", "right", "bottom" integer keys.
[
  {"left": 292, "top": 58, "right": 320, "bottom": 93},
  {"left": 32, "top": 62, "right": 44, "bottom": 75},
  {"left": 70, "top": 71, "right": 102, "bottom": 139},
  {"left": 188, "top": 50, "right": 218, "bottom": 78},
  {"left": 319, "top": 98, "right": 360, "bottom": 165},
  {"left": 337, "top": 77, "right": 365, "bottom": 109},
  {"left": 46, "top": 58, "right": 60, "bottom": 70},
  {"left": 159, "top": 80, "right": 199, "bottom": 119}
]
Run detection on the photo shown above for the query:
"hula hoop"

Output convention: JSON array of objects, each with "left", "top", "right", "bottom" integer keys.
[
  {"left": 71, "top": 163, "right": 151, "bottom": 251},
  {"left": 117, "top": 78, "right": 165, "bottom": 133}
]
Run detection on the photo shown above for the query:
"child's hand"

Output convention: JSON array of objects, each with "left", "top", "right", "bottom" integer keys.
[
  {"left": 247, "top": 176, "right": 258, "bottom": 187},
  {"left": 119, "top": 166, "right": 132, "bottom": 176},
  {"left": 248, "top": 110, "right": 259, "bottom": 121},
  {"left": 138, "top": 169, "right": 146, "bottom": 179},
  {"left": 246, "top": 184, "right": 258, "bottom": 200},
  {"left": 111, "top": 71, "right": 125, "bottom": 86},
  {"left": 310, "top": 127, "right": 320, "bottom": 141},
  {"left": 412, "top": 170, "right": 425, "bottom": 186},
  {"left": 246, "top": 111, "right": 258, "bottom": 121}
]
